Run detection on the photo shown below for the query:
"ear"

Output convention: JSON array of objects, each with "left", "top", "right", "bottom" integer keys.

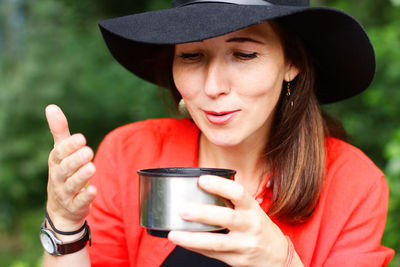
[{"left": 284, "top": 64, "right": 300, "bottom": 82}]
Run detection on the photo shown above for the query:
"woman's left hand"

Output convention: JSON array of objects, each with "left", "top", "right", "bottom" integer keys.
[{"left": 168, "top": 175, "right": 293, "bottom": 267}]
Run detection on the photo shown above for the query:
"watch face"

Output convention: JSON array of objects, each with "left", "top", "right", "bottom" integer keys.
[{"left": 40, "top": 230, "right": 56, "bottom": 254}]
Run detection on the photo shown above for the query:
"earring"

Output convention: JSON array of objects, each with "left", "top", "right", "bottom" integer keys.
[
  {"left": 286, "top": 81, "right": 294, "bottom": 108},
  {"left": 178, "top": 98, "right": 190, "bottom": 117}
]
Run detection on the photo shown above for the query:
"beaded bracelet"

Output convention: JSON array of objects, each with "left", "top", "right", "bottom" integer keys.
[{"left": 284, "top": 236, "right": 294, "bottom": 267}]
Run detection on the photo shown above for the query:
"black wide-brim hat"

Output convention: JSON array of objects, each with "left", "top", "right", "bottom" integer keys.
[{"left": 98, "top": 0, "right": 375, "bottom": 104}]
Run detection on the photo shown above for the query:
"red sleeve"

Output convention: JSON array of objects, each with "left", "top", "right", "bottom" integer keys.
[
  {"left": 87, "top": 130, "right": 130, "bottom": 267},
  {"left": 85, "top": 119, "right": 196, "bottom": 266},
  {"left": 321, "top": 139, "right": 394, "bottom": 266}
]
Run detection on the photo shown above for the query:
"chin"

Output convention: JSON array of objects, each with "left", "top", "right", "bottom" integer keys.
[
  {"left": 205, "top": 132, "right": 242, "bottom": 148},
  {"left": 198, "top": 120, "right": 247, "bottom": 147}
]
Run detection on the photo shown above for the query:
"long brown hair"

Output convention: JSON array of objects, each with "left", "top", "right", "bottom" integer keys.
[
  {"left": 265, "top": 19, "right": 343, "bottom": 223},
  {"left": 164, "top": 20, "right": 344, "bottom": 223}
]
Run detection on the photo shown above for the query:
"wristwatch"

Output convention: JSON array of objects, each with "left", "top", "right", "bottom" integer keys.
[{"left": 40, "top": 219, "right": 91, "bottom": 256}]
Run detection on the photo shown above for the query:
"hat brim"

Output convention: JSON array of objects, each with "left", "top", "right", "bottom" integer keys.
[{"left": 98, "top": 3, "right": 375, "bottom": 104}]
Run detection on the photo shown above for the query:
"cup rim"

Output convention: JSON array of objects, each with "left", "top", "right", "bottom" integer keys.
[{"left": 137, "top": 167, "right": 236, "bottom": 177}]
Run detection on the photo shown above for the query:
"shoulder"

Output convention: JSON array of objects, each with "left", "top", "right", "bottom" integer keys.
[
  {"left": 325, "top": 137, "right": 383, "bottom": 179},
  {"left": 323, "top": 137, "right": 387, "bottom": 206},
  {"left": 296, "top": 138, "right": 393, "bottom": 267}
]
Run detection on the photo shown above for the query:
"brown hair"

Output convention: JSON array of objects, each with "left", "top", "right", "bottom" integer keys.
[
  {"left": 265, "top": 19, "right": 344, "bottom": 223},
  {"left": 165, "top": 20, "right": 344, "bottom": 223}
]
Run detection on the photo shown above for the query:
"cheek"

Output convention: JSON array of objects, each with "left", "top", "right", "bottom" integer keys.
[
  {"left": 172, "top": 63, "right": 199, "bottom": 100},
  {"left": 236, "top": 64, "right": 283, "bottom": 99}
]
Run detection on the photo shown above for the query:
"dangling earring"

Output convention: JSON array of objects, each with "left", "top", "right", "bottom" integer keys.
[
  {"left": 178, "top": 98, "right": 190, "bottom": 117},
  {"left": 286, "top": 81, "right": 293, "bottom": 108}
]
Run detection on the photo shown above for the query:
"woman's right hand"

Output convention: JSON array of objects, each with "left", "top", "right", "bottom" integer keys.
[{"left": 45, "top": 104, "right": 97, "bottom": 231}]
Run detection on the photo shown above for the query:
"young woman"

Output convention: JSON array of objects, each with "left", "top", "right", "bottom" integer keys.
[{"left": 41, "top": 0, "right": 394, "bottom": 266}]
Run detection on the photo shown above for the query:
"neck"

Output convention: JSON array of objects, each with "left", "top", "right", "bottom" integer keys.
[{"left": 198, "top": 132, "right": 268, "bottom": 197}]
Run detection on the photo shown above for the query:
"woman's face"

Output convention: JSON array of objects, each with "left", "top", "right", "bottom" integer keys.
[{"left": 173, "top": 22, "right": 299, "bottom": 148}]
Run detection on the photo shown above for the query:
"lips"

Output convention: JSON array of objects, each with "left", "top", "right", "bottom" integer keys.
[{"left": 204, "top": 110, "right": 240, "bottom": 125}]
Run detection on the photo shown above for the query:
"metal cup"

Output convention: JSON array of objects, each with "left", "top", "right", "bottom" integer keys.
[{"left": 138, "top": 167, "right": 236, "bottom": 237}]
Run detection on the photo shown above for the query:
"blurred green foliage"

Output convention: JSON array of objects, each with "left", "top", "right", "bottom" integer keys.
[{"left": 0, "top": 0, "right": 398, "bottom": 266}]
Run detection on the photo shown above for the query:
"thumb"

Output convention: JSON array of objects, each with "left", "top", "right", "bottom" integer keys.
[{"left": 45, "top": 104, "right": 71, "bottom": 144}]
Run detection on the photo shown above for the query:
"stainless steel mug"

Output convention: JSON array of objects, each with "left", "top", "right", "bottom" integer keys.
[{"left": 138, "top": 167, "right": 236, "bottom": 237}]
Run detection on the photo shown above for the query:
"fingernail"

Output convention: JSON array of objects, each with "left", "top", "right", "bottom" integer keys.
[
  {"left": 168, "top": 231, "right": 176, "bottom": 239},
  {"left": 81, "top": 147, "right": 92, "bottom": 160},
  {"left": 198, "top": 175, "right": 212, "bottom": 187},
  {"left": 74, "top": 134, "right": 85, "bottom": 146},
  {"left": 168, "top": 231, "right": 180, "bottom": 242},
  {"left": 179, "top": 205, "right": 192, "bottom": 218},
  {"left": 45, "top": 104, "right": 56, "bottom": 113},
  {"left": 82, "top": 163, "right": 95, "bottom": 176}
]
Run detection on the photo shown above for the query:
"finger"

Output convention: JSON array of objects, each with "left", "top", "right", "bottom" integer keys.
[
  {"left": 179, "top": 204, "right": 249, "bottom": 231},
  {"left": 198, "top": 175, "right": 255, "bottom": 209},
  {"left": 168, "top": 230, "right": 238, "bottom": 253},
  {"left": 64, "top": 162, "right": 96, "bottom": 195},
  {"left": 73, "top": 185, "right": 97, "bottom": 210},
  {"left": 56, "top": 146, "right": 94, "bottom": 181},
  {"left": 50, "top": 134, "right": 87, "bottom": 164},
  {"left": 45, "top": 104, "right": 71, "bottom": 144}
]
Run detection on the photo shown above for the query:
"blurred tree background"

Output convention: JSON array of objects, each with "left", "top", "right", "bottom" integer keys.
[{"left": 0, "top": 0, "right": 398, "bottom": 265}]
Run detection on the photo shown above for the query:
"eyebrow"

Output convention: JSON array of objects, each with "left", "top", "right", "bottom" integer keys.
[{"left": 226, "top": 37, "right": 265, "bottom": 44}]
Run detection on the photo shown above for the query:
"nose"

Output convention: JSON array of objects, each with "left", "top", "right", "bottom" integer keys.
[{"left": 203, "top": 59, "right": 230, "bottom": 99}]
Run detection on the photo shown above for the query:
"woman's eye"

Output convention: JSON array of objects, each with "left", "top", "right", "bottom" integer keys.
[
  {"left": 234, "top": 52, "right": 258, "bottom": 60},
  {"left": 179, "top": 52, "right": 202, "bottom": 61}
]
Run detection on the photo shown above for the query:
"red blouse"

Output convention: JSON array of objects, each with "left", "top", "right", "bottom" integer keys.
[{"left": 87, "top": 118, "right": 394, "bottom": 266}]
